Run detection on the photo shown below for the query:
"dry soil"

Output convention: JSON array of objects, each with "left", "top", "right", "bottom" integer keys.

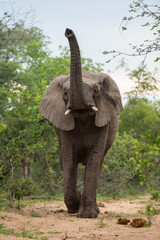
[{"left": 0, "top": 195, "right": 160, "bottom": 240}]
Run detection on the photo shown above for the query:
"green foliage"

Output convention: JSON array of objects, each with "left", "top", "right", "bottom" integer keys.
[
  {"left": 40, "top": 237, "right": 49, "bottom": 240},
  {"left": 0, "top": 166, "right": 4, "bottom": 178},
  {"left": 96, "top": 217, "right": 107, "bottom": 228},
  {"left": 138, "top": 202, "right": 160, "bottom": 216},
  {"left": 0, "top": 194, "right": 8, "bottom": 210},
  {"left": 0, "top": 224, "right": 14, "bottom": 236},
  {"left": 15, "top": 230, "right": 35, "bottom": 239},
  {"left": 118, "top": 96, "right": 160, "bottom": 196},
  {"left": 123, "top": 0, "right": 160, "bottom": 61},
  {"left": 119, "top": 98, "right": 160, "bottom": 140},
  {"left": 8, "top": 178, "right": 33, "bottom": 207},
  {"left": 99, "top": 123, "right": 160, "bottom": 195},
  {"left": 48, "top": 231, "right": 61, "bottom": 234},
  {"left": 99, "top": 132, "right": 139, "bottom": 194},
  {"left": 118, "top": 64, "right": 160, "bottom": 196},
  {"left": 0, "top": 123, "right": 7, "bottom": 133},
  {"left": 0, "top": 4, "right": 159, "bottom": 200},
  {"left": 126, "top": 65, "right": 160, "bottom": 96},
  {"left": 150, "top": 190, "right": 160, "bottom": 201},
  {"left": 0, "top": 223, "right": 42, "bottom": 238},
  {"left": 0, "top": 5, "right": 103, "bottom": 198},
  {"left": 30, "top": 210, "right": 41, "bottom": 217}
]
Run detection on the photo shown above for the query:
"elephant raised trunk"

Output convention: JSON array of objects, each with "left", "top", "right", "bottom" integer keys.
[{"left": 65, "top": 28, "right": 91, "bottom": 111}]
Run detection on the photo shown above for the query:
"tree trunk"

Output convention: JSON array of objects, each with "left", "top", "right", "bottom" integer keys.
[{"left": 21, "top": 151, "right": 31, "bottom": 179}]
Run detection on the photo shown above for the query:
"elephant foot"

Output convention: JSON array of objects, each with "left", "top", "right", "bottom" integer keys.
[
  {"left": 77, "top": 202, "right": 100, "bottom": 218},
  {"left": 65, "top": 191, "right": 81, "bottom": 214}
]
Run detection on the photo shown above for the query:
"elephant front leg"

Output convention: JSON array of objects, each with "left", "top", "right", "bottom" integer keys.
[
  {"left": 77, "top": 157, "right": 101, "bottom": 218},
  {"left": 78, "top": 127, "right": 108, "bottom": 218},
  {"left": 61, "top": 139, "right": 81, "bottom": 214},
  {"left": 63, "top": 164, "right": 81, "bottom": 214}
]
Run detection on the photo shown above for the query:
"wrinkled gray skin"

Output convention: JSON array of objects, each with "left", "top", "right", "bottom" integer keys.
[{"left": 39, "top": 28, "right": 123, "bottom": 218}]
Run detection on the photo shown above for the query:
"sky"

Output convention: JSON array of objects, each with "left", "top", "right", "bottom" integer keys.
[{"left": 1, "top": 0, "right": 160, "bottom": 95}]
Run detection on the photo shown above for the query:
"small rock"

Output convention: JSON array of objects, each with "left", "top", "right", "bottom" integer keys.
[
  {"left": 130, "top": 218, "right": 147, "bottom": 228},
  {"left": 117, "top": 218, "right": 130, "bottom": 225},
  {"left": 104, "top": 211, "right": 109, "bottom": 214},
  {"left": 53, "top": 209, "right": 65, "bottom": 214},
  {"left": 98, "top": 202, "right": 105, "bottom": 207},
  {"left": 113, "top": 197, "right": 120, "bottom": 200}
]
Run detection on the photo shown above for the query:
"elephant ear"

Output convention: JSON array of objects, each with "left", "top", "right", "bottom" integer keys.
[
  {"left": 39, "top": 76, "right": 75, "bottom": 131},
  {"left": 95, "top": 74, "right": 123, "bottom": 127}
]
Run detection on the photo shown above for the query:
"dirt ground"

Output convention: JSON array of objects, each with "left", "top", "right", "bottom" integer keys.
[{"left": 0, "top": 195, "right": 160, "bottom": 240}]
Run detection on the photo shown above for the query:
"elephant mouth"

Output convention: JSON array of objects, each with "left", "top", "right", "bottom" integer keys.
[
  {"left": 74, "top": 109, "right": 92, "bottom": 114},
  {"left": 65, "top": 106, "right": 98, "bottom": 116},
  {"left": 72, "top": 108, "right": 96, "bottom": 117}
]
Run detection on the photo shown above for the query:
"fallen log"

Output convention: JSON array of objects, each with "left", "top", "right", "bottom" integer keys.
[{"left": 24, "top": 196, "right": 58, "bottom": 200}]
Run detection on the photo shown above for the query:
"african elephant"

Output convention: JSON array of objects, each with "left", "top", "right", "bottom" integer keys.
[{"left": 39, "top": 28, "right": 123, "bottom": 218}]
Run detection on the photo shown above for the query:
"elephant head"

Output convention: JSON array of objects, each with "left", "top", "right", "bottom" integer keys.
[{"left": 39, "top": 28, "right": 123, "bottom": 130}]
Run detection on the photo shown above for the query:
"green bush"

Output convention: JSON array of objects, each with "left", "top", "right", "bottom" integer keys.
[{"left": 99, "top": 131, "right": 160, "bottom": 195}]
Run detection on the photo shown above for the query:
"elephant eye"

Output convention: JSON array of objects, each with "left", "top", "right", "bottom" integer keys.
[
  {"left": 93, "top": 87, "right": 100, "bottom": 97},
  {"left": 93, "top": 88, "right": 99, "bottom": 94},
  {"left": 63, "top": 90, "right": 69, "bottom": 101},
  {"left": 94, "top": 89, "right": 98, "bottom": 93},
  {"left": 64, "top": 91, "right": 68, "bottom": 96}
]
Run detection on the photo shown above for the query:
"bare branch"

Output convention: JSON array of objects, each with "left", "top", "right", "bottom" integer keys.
[{"left": 104, "top": 0, "right": 160, "bottom": 64}]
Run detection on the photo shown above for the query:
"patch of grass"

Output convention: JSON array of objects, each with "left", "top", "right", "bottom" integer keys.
[
  {"left": 138, "top": 203, "right": 160, "bottom": 216},
  {"left": 17, "top": 210, "right": 26, "bottom": 216},
  {"left": 40, "top": 236, "right": 49, "bottom": 240},
  {"left": 0, "top": 223, "right": 46, "bottom": 239},
  {"left": 15, "top": 230, "right": 35, "bottom": 239},
  {"left": 35, "top": 231, "right": 44, "bottom": 235},
  {"left": 30, "top": 210, "right": 41, "bottom": 217},
  {"left": 24, "top": 199, "right": 51, "bottom": 207},
  {"left": 97, "top": 193, "right": 141, "bottom": 201},
  {"left": 96, "top": 217, "right": 107, "bottom": 228},
  {"left": 0, "top": 224, "right": 14, "bottom": 236},
  {"left": 0, "top": 194, "right": 8, "bottom": 210},
  {"left": 57, "top": 216, "right": 65, "bottom": 220},
  {"left": 105, "top": 211, "right": 118, "bottom": 220},
  {"left": 48, "top": 230, "right": 62, "bottom": 234},
  {"left": 150, "top": 190, "right": 160, "bottom": 201},
  {"left": 18, "top": 202, "right": 28, "bottom": 208},
  {"left": 0, "top": 193, "right": 63, "bottom": 211},
  {"left": 144, "top": 220, "right": 151, "bottom": 227},
  {"left": 54, "top": 192, "right": 64, "bottom": 201}
]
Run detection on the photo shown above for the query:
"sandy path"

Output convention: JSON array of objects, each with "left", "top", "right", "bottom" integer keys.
[{"left": 0, "top": 196, "right": 160, "bottom": 240}]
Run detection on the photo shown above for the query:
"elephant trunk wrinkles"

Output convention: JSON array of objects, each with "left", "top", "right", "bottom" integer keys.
[{"left": 65, "top": 28, "right": 89, "bottom": 110}]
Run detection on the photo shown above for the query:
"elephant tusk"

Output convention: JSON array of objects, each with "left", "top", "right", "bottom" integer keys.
[
  {"left": 91, "top": 106, "right": 98, "bottom": 112},
  {"left": 65, "top": 109, "right": 72, "bottom": 115}
]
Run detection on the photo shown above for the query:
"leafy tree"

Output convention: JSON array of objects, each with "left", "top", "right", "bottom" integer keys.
[
  {"left": 99, "top": 129, "right": 160, "bottom": 195},
  {"left": 9, "top": 178, "right": 33, "bottom": 208},
  {"left": 1, "top": 4, "right": 159, "bottom": 200},
  {"left": 0, "top": 6, "right": 104, "bottom": 198},
  {"left": 126, "top": 65, "right": 160, "bottom": 96},
  {"left": 119, "top": 98, "right": 160, "bottom": 142},
  {"left": 99, "top": 132, "right": 139, "bottom": 194},
  {"left": 134, "top": 138, "right": 160, "bottom": 193}
]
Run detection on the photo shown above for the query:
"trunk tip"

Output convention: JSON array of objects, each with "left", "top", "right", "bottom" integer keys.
[{"left": 65, "top": 28, "right": 73, "bottom": 38}]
